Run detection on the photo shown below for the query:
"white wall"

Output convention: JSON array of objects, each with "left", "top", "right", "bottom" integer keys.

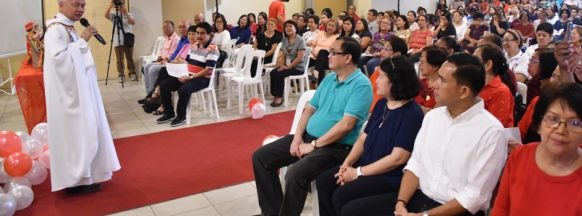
[
  {"left": 131, "top": 0, "right": 164, "bottom": 64},
  {"left": 370, "top": 0, "right": 435, "bottom": 15},
  {"left": 205, "top": 0, "right": 305, "bottom": 25}
]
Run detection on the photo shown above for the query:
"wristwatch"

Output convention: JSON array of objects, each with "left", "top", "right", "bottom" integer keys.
[
  {"left": 310, "top": 140, "right": 317, "bottom": 149},
  {"left": 356, "top": 166, "right": 364, "bottom": 177}
]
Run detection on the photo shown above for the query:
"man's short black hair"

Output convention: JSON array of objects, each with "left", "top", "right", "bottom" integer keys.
[
  {"left": 196, "top": 22, "right": 212, "bottom": 34},
  {"left": 369, "top": 9, "right": 378, "bottom": 16},
  {"left": 536, "top": 22, "right": 554, "bottom": 35},
  {"left": 308, "top": 15, "right": 320, "bottom": 25},
  {"left": 336, "top": 36, "right": 362, "bottom": 65},
  {"left": 447, "top": 53, "right": 486, "bottom": 96},
  {"left": 379, "top": 56, "right": 420, "bottom": 100}
]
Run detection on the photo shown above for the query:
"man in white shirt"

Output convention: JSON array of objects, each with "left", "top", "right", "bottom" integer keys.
[
  {"left": 339, "top": 53, "right": 507, "bottom": 216},
  {"left": 394, "top": 53, "right": 507, "bottom": 216},
  {"left": 546, "top": 7, "right": 559, "bottom": 25},
  {"left": 524, "top": 22, "right": 554, "bottom": 58}
]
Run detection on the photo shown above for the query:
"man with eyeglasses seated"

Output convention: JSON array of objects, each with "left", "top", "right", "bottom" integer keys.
[
  {"left": 252, "top": 36, "right": 372, "bottom": 216},
  {"left": 341, "top": 53, "right": 507, "bottom": 216}
]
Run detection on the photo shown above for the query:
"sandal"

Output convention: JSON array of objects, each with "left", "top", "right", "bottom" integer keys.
[{"left": 152, "top": 106, "right": 164, "bottom": 115}]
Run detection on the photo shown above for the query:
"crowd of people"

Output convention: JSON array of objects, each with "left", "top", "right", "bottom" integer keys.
[{"left": 123, "top": 0, "right": 582, "bottom": 214}]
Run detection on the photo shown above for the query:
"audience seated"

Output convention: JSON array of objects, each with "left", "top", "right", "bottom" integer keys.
[
  {"left": 310, "top": 19, "right": 340, "bottom": 84},
  {"left": 141, "top": 20, "right": 181, "bottom": 98},
  {"left": 269, "top": 20, "right": 307, "bottom": 107},
  {"left": 369, "top": 37, "right": 409, "bottom": 110},
  {"left": 436, "top": 36, "right": 461, "bottom": 55},
  {"left": 395, "top": 15, "right": 412, "bottom": 43},
  {"left": 416, "top": 45, "right": 447, "bottom": 112},
  {"left": 253, "top": 36, "right": 371, "bottom": 216},
  {"left": 359, "top": 17, "right": 394, "bottom": 75},
  {"left": 527, "top": 48, "right": 558, "bottom": 104},
  {"left": 156, "top": 22, "right": 219, "bottom": 127},
  {"left": 340, "top": 53, "right": 507, "bottom": 216},
  {"left": 524, "top": 22, "right": 554, "bottom": 58},
  {"left": 355, "top": 18, "right": 372, "bottom": 50},
  {"left": 504, "top": 29, "right": 530, "bottom": 83},
  {"left": 461, "top": 12, "right": 489, "bottom": 54},
  {"left": 339, "top": 17, "right": 361, "bottom": 43},
  {"left": 409, "top": 15, "right": 434, "bottom": 56},
  {"left": 303, "top": 15, "right": 320, "bottom": 47},
  {"left": 434, "top": 12, "right": 457, "bottom": 39},
  {"left": 316, "top": 55, "right": 423, "bottom": 216},
  {"left": 492, "top": 83, "right": 582, "bottom": 216},
  {"left": 230, "top": 15, "right": 252, "bottom": 45},
  {"left": 512, "top": 12, "right": 535, "bottom": 40},
  {"left": 252, "top": 18, "right": 283, "bottom": 77},
  {"left": 474, "top": 43, "right": 516, "bottom": 127}
]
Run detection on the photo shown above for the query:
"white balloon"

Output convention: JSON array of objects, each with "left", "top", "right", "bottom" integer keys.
[
  {"left": 0, "top": 193, "right": 16, "bottom": 216},
  {"left": 38, "top": 149, "right": 50, "bottom": 170},
  {"left": 25, "top": 161, "right": 47, "bottom": 185},
  {"left": 3, "top": 178, "right": 31, "bottom": 193},
  {"left": 23, "top": 139, "right": 43, "bottom": 159},
  {"left": 13, "top": 131, "right": 30, "bottom": 147},
  {"left": 0, "top": 159, "right": 10, "bottom": 184},
  {"left": 251, "top": 103, "right": 267, "bottom": 119},
  {"left": 31, "top": 123, "right": 48, "bottom": 145},
  {"left": 7, "top": 185, "right": 34, "bottom": 210}
]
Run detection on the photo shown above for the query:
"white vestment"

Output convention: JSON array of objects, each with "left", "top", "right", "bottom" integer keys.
[{"left": 43, "top": 13, "right": 121, "bottom": 192}]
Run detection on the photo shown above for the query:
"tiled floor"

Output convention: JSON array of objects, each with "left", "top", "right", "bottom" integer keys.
[{"left": 0, "top": 79, "right": 316, "bottom": 216}]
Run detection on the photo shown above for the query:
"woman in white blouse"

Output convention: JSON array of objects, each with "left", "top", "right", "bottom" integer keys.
[{"left": 452, "top": 10, "right": 468, "bottom": 42}]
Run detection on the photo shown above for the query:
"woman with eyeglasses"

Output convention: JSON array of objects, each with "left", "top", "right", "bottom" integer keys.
[
  {"left": 503, "top": 29, "right": 529, "bottom": 83},
  {"left": 359, "top": 18, "right": 395, "bottom": 74},
  {"left": 491, "top": 83, "right": 582, "bottom": 216},
  {"left": 269, "top": 20, "right": 307, "bottom": 107},
  {"left": 368, "top": 37, "right": 409, "bottom": 111},
  {"left": 316, "top": 55, "right": 423, "bottom": 216}
]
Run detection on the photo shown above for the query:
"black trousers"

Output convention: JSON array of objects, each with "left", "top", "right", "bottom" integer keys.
[
  {"left": 252, "top": 134, "right": 351, "bottom": 216},
  {"left": 269, "top": 67, "right": 303, "bottom": 97},
  {"left": 316, "top": 166, "right": 401, "bottom": 216},
  {"left": 313, "top": 50, "right": 330, "bottom": 85},
  {"left": 340, "top": 190, "right": 486, "bottom": 216},
  {"left": 159, "top": 76, "right": 209, "bottom": 118}
]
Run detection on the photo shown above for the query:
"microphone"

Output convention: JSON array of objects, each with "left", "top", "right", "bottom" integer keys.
[{"left": 79, "top": 18, "right": 106, "bottom": 45}]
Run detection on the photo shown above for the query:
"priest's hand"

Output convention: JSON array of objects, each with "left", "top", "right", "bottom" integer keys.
[{"left": 81, "top": 26, "right": 98, "bottom": 42}]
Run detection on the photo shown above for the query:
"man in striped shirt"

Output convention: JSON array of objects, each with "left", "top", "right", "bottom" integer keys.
[{"left": 156, "top": 22, "right": 219, "bottom": 127}]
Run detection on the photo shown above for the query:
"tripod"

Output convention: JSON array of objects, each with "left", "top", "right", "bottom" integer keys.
[{"left": 105, "top": 4, "right": 134, "bottom": 87}]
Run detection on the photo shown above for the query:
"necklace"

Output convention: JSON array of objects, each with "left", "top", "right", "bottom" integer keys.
[{"left": 378, "top": 105, "right": 391, "bottom": 128}]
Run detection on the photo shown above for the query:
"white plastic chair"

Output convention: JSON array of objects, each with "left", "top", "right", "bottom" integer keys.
[
  {"left": 224, "top": 45, "right": 254, "bottom": 110},
  {"left": 283, "top": 47, "right": 312, "bottom": 106},
  {"left": 517, "top": 82, "right": 527, "bottom": 105},
  {"left": 229, "top": 50, "right": 267, "bottom": 114},
  {"left": 185, "top": 65, "right": 220, "bottom": 124},
  {"left": 263, "top": 43, "right": 283, "bottom": 93},
  {"left": 139, "top": 36, "right": 165, "bottom": 77},
  {"left": 261, "top": 90, "right": 319, "bottom": 216}
]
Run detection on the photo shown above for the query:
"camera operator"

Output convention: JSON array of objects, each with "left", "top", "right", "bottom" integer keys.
[{"left": 105, "top": 0, "right": 137, "bottom": 81}]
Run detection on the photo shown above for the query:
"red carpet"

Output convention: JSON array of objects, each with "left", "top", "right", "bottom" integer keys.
[{"left": 17, "top": 111, "right": 294, "bottom": 216}]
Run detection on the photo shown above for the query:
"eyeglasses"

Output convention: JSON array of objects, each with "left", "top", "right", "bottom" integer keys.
[
  {"left": 329, "top": 49, "right": 349, "bottom": 56},
  {"left": 542, "top": 114, "right": 582, "bottom": 133}
]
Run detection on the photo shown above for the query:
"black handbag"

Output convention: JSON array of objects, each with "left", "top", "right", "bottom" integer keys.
[{"left": 124, "top": 32, "right": 135, "bottom": 47}]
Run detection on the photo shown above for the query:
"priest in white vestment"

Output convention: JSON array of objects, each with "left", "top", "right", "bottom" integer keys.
[{"left": 43, "top": 0, "right": 121, "bottom": 193}]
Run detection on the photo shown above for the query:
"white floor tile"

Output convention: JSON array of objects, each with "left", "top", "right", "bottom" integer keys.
[
  {"left": 150, "top": 194, "right": 212, "bottom": 216},
  {"left": 213, "top": 194, "right": 261, "bottom": 216},
  {"left": 204, "top": 182, "right": 257, "bottom": 205},
  {"left": 107, "top": 206, "right": 155, "bottom": 216},
  {"left": 174, "top": 206, "right": 221, "bottom": 216}
]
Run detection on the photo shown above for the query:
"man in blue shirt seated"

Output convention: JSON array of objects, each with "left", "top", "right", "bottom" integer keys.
[{"left": 252, "top": 36, "right": 373, "bottom": 216}]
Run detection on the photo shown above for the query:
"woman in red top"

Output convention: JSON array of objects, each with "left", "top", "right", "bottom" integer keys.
[
  {"left": 511, "top": 12, "right": 535, "bottom": 40},
  {"left": 408, "top": 15, "right": 433, "bottom": 55},
  {"left": 415, "top": 45, "right": 447, "bottom": 113},
  {"left": 491, "top": 83, "right": 582, "bottom": 216},
  {"left": 474, "top": 43, "right": 516, "bottom": 128}
]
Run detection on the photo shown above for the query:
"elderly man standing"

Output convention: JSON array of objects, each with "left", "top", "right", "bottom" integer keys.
[{"left": 43, "top": 0, "right": 120, "bottom": 193}]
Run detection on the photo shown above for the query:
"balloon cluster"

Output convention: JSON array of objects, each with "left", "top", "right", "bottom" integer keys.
[
  {"left": 248, "top": 98, "right": 267, "bottom": 119},
  {"left": 0, "top": 123, "right": 50, "bottom": 216}
]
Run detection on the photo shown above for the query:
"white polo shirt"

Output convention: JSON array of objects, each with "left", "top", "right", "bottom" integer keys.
[
  {"left": 506, "top": 50, "right": 531, "bottom": 80},
  {"left": 404, "top": 99, "right": 507, "bottom": 214}
]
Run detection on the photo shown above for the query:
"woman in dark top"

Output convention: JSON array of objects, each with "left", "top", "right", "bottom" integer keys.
[
  {"left": 356, "top": 18, "right": 373, "bottom": 50},
  {"left": 490, "top": 11, "right": 509, "bottom": 36},
  {"left": 435, "top": 12, "right": 457, "bottom": 39},
  {"left": 316, "top": 56, "right": 424, "bottom": 216},
  {"left": 251, "top": 18, "right": 283, "bottom": 77},
  {"left": 230, "top": 14, "right": 252, "bottom": 45}
]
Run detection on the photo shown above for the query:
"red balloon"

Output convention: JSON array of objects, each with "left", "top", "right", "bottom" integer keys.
[
  {"left": 4, "top": 152, "right": 33, "bottom": 177},
  {"left": 248, "top": 98, "right": 262, "bottom": 111},
  {"left": 0, "top": 131, "right": 22, "bottom": 157}
]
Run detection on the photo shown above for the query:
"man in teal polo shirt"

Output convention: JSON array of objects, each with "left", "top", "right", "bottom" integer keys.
[{"left": 252, "top": 36, "right": 372, "bottom": 216}]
